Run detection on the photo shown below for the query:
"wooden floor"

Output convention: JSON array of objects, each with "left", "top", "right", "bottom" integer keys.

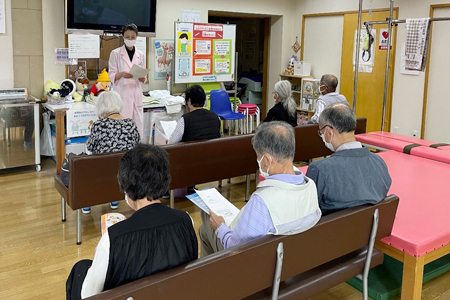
[{"left": 1, "top": 158, "right": 450, "bottom": 299}]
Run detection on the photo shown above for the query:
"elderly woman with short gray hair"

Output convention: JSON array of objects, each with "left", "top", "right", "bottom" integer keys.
[
  {"left": 83, "top": 91, "right": 140, "bottom": 213},
  {"left": 263, "top": 80, "right": 298, "bottom": 126},
  {"left": 199, "top": 121, "right": 321, "bottom": 257}
]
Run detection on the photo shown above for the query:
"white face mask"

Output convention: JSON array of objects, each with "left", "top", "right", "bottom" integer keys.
[
  {"left": 321, "top": 129, "right": 335, "bottom": 152},
  {"left": 318, "top": 85, "right": 326, "bottom": 95},
  {"left": 257, "top": 155, "right": 271, "bottom": 178},
  {"left": 124, "top": 39, "right": 136, "bottom": 48},
  {"left": 125, "top": 193, "right": 133, "bottom": 209}
]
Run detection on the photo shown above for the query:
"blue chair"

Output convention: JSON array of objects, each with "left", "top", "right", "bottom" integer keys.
[{"left": 210, "top": 89, "right": 245, "bottom": 135}]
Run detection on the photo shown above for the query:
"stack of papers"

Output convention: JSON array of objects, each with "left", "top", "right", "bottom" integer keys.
[{"left": 186, "top": 188, "right": 240, "bottom": 226}]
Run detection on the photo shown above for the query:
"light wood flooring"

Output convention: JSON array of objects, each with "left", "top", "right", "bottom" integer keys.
[{"left": 1, "top": 158, "right": 450, "bottom": 299}]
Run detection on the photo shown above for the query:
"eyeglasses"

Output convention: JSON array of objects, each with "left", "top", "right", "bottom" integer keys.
[{"left": 317, "top": 124, "right": 333, "bottom": 137}]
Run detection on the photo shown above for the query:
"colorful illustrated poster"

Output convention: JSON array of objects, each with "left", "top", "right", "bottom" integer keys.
[
  {"left": 193, "top": 23, "right": 223, "bottom": 39},
  {"left": 154, "top": 39, "right": 174, "bottom": 80},
  {"left": 66, "top": 109, "right": 97, "bottom": 138},
  {"left": 213, "top": 39, "right": 232, "bottom": 75},
  {"left": 174, "top": 22, "right": 235, "bottom": 84},
  {"left": 194, "top": 58, "right": 212, "bottom": 75},
  {"left": 214, "top": 58, "right": 230, "bottom": 75},
  {"left": 178, "top": 57, "right": 190, "bottom": 77},
  {"left": 214, "top": 40, "right": 231, "bottom": 56},
  {"left": 194, "top": 39, "right": 212, "bottom": 56},
  {"left": 177, "top": 32, "right": 192, "bottom": 57}
]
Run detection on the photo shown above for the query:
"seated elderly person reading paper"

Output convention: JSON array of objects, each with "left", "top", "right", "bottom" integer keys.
[
  {"left": 199, "top": 121, "right": 321, "bottom": 257},
  {"left": 66, "top": 144, "right": 198, "bottom": 299},
  {"left": 306, "top": 104, "right": 392, "bottom": 215}
]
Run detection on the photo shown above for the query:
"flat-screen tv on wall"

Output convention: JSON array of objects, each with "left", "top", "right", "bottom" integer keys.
[{"left": 65, "top": 0, "right": 157, "bottom": 36}]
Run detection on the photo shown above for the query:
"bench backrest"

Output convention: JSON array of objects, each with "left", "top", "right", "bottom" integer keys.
[
  {"left": 87, "top": 194, "right": 398, "bottom": 300},
  {"left": 164, "top": 117, "right": 367, "bottom": 190},
  {"left": 163, "top": 134, "right": 257, "bottom": 189},
  {"left": 293, "top": 117, "right": 367, "bottom": 161},
  {"left": 68, "top": 151, "right": 126, "bottom": 209}
]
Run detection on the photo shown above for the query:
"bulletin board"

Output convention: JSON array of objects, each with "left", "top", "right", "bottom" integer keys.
[{"left": 174, "top": 22, "right": 236, "bottom": 84}]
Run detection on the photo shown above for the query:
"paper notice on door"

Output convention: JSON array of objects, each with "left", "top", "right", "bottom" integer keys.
[
  {"left": 160, "top": 120, "right": 177, "bottom": 139},
  {"left": 196, "top": 188, "right": 240, "bottom": 226},
  {"left": 129, "top": 64, "right": 150, "bottom": 78}
]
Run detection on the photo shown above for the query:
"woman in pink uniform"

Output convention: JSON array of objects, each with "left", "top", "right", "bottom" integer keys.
[{"left": 108, "top": 23, "right": 146, "bottom": 137}]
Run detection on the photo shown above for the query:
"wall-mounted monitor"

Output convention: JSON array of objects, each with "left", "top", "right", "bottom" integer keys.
[{"left": 65, "top": 0, "right": 157, "bottom": 36}]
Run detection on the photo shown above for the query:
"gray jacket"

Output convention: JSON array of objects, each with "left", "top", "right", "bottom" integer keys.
[{"left": 306, "top": 147, "right": 392, "bottom": 215}]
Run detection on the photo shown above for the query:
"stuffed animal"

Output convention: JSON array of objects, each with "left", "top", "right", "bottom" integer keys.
[
  {"left": 76, "top": 77, "right": 90, "bottom": 93},
  {"left": 284, "top": 55, "right": 297, "bottom": 75},
  {"left": 90, "top": 69, "right": 111, "bottom": 96}
]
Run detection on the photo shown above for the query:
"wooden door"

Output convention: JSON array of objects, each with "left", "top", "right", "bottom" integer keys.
[{"left": 340, "top": 10, "right": 397, "bottom": 133}]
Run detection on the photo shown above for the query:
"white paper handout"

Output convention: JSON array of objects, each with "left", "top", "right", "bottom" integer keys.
[
  {"left": 196, "top": 188, "right": 240, "bottom": 226},
  {"left": 129, "top": 64, "right": 150, "bottom": 79},
  {"left": 160, "top": 120, "right": 177, "bottom": 139}
]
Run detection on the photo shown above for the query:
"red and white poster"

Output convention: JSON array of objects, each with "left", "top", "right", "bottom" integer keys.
[
  {"left": 379, "top": 28, "right": 392, "bottom": 50},
  {"left": 193, "top": 23, "right": 223, "bottom": 39}
]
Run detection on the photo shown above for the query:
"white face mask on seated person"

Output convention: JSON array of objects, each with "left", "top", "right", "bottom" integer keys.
[
  {"left": 318, "top": 125, "right": 335, "bottom": 152},
  {"left": 257, "top": 154, "right": 272, "bottom": 178}
]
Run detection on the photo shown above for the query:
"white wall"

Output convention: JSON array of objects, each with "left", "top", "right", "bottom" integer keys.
[
  {"left": 42, "top": 0, "right": 65, "bottom": 86},
  {"left": 37, "top": 0, "right": 296, "bottom": 112},
  {"left": 0, "top": 0, "right": 14, "bottom": 89},
  {"left": 296, "top": 0, "right": 450, "bottom": 141},
  {"left": 302, "top": 15, "right": 343, "bottom": 88}
]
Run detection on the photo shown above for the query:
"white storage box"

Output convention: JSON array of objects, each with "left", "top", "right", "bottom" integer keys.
[{"left": 294, "top": 61, "right": 311, "bottom": 76}]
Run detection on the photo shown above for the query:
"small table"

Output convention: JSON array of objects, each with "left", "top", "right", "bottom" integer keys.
[{"left": 42, "top": 102, "right": 96, "bottom": 174}]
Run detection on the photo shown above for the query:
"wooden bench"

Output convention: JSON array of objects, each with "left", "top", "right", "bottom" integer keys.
[
  {"left": 86, "top": 195, "right": 398, "bottom": 300},
  {"left": 54, "top": 118, "right": 368, "bottom": 244}
]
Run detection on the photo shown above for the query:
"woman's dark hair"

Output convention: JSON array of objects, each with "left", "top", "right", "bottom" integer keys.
[
  {"left": 179, "top": 33, "right": 189, "bottom": 40},
  {"left": 121, "top": 23, "right": 138, "bottom": 35},
  {"left": 185, "top": 85, "right": 206, "bottom": 107},
  {"left": 117, "top": 144, "right": 170, "bottom": 201}
]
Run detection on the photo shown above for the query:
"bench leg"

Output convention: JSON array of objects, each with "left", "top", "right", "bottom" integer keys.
[
  {"left": 271, "top": 242, "right": 284, "bottom": 300},
  {"left": 169, "top": 190, "right": 174, "bottom": 208},
  {"left": 76, "top": 209, "right": 82, "bottom": 245},
  {"left": 61, "top": 197, "right": 66, "bottom": 222},
  {"left": 245, "top": 175, "right": 250, "bottom": 202},
  {"left": 218, "top": 180, "right": 222, "bottom": 188},
  {"left": 362, "top": 208, "right": 379, "bottom": 300}
]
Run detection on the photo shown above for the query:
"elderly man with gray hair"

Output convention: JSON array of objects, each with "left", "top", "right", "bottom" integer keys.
[
  {"left": 199, "top": 121, "right": 321, "bottom": 257},
  {"left": 306, "top": 103, "right": 392, "bottom": 215},
  {"left": 307, "top": 74, "right": 348, "bottom": 124}
]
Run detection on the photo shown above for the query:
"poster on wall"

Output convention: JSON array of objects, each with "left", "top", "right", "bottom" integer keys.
[
  {"left": 174, "top": 22, "right": 236, "bottom": 83},
  {"left": 178, "top": 57, "right": 190, "bottom": 77},
  {"left": 0, "top": 0, "right": 5, "bottom": 34},
  {"left": 66, "top": 109, "right": 97, "bottom": 138},
  {"left": 194, "top": 39, "right": 212, "bottom": 56},
  {"left": 177, "top": 32, "right": 192, "bottom": 57},
  {"left": 353, "top": 29, "right": 376, "bottom": 73},
  {"left": 379, "top": 28, "right": 392, "bottom": 50},
  {"left": 194, "top": 58, "right": 211, "bottom": 75},
  {"left": 68, "top": 34, "right": 100, "bottom": 59},
  {"left": 154, "top": 39, "right": 174, "bottom": 80},
  {"left": 68, "top": 60, "right": 87, "bottom": 81}
]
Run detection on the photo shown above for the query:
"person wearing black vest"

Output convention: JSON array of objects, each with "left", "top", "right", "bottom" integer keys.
[
  {"left": 66, "top": 144, "right": 198, "bottom": 299},
  {"left": 168, "top": 85, "right": 221, "bottom": 143}
]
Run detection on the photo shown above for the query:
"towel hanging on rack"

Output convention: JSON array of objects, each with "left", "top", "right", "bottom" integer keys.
[{"left": 405, "top": 18, "right": 431, "bottom": 71}]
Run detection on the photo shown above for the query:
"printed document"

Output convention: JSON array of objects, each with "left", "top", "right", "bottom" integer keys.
[
  {"left": 195, "top": 188, "right": 240, "bottom": 226},
  {"left": 129, "top": 64, "right": 150, "bottom": 78},
  {"left": 160, "top": 120, "right": 178, "bottom": 139}
]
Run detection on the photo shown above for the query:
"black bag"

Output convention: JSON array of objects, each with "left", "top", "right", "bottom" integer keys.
[{"left": 60, "top": 152, "right": 86, "bottom": 187}]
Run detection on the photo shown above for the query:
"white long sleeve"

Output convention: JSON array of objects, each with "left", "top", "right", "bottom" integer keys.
[{"left": 81, "top": 231, "right": 110, "bottom": 299}]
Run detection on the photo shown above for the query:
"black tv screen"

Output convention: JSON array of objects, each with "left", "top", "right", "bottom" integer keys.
[{"left": 66, "top": 0, "right": 157, "bottom": 36}]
